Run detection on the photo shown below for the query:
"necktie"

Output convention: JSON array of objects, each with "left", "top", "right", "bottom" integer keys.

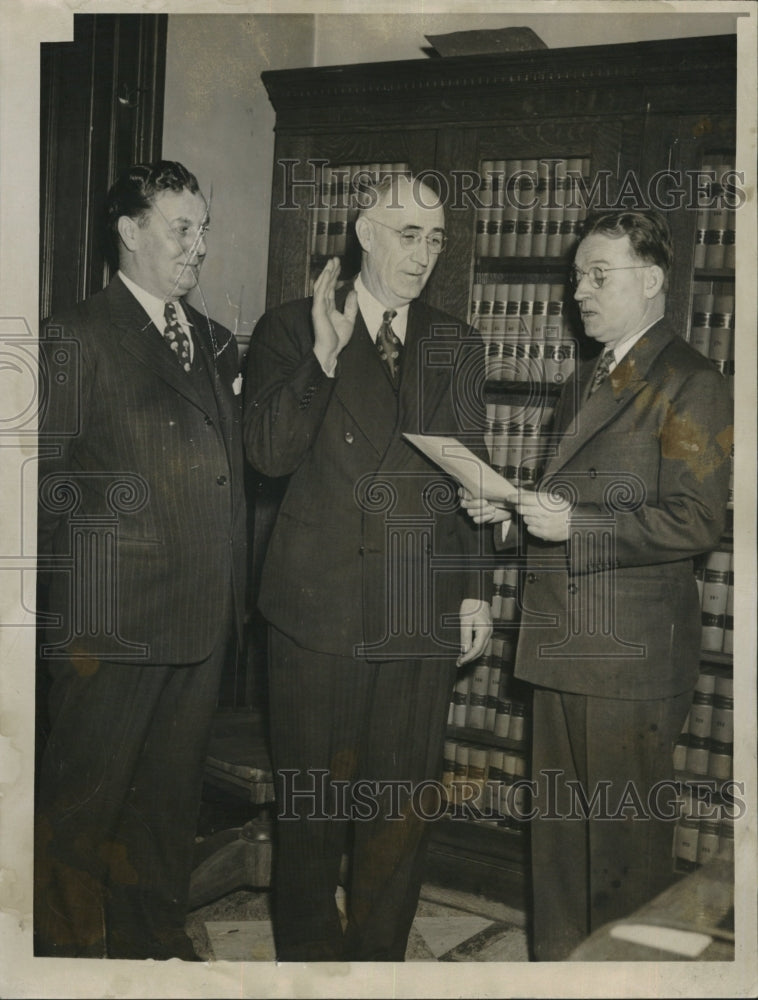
[
  {"left": 588, "top": 348, "right": 615, "bottom": 396},
  {"left": 163, "top": 301, "right": 192, "bottom": 373},
  {"left": 376, "top": 309, "right": 402, "bottom": 383}
]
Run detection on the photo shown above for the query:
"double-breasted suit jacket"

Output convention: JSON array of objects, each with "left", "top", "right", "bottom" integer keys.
[
  {"left": 38, "top": 274, "right": 247, "bottom": 663},
  {"left": 244, "top": 284, "right": 484, "bottom": 661},
  {"left": 514, "top": 318, "right": 732, "bottom": 699}
]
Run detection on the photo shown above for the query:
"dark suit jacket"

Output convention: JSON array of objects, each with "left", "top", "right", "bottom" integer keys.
[
  {"left": 243, "top": 285, "right": 486, "bottom": 660},
  {"left": 38, "top": 275, "right": 247, "bottom": 664},
  {"left": 514, "top": 318, "right": 732, "bottom": 700}
]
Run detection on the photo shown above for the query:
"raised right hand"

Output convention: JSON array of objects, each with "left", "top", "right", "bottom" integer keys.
[{"left": 312, "top": 257, "right": 358, "bottom": 371}]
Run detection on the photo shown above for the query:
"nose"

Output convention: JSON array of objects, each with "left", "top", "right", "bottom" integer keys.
[
  {"left": 573, "top": 274, "right": 590, "bottom": 300},
  {"left": 188, "top": 229, "right": 207, "bottom": 261},
  {"left": 411, "top": 237, "right": 430, "bottom": 267}
]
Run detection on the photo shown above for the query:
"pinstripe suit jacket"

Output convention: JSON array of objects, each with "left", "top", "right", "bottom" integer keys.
[{"left": 38, "top": 275, "right": 247, "bottom": 664}]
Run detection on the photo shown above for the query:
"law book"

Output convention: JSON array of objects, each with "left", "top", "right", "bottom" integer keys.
[
  {"left": 479, "top": 282, "right": 496, "bottom": 378},
  {"left": 331, "top": 164, "right": 350, "bottom": 257},
  {"left": 532, "top": 159, "right": 551, "bottom": 257},
  {"left": 693, "top": 160, "right": 714, "bottom": 269},
  {"left": 580, "top": 157, "right": 592, "bottom": 219},
  {"left": 485, "top": 658, "right": 502, "bottom": 732},
  {"left": 501, "top": 160, "right": 521, "bottom": 257},
  {"left": 722, "top": 553, "right": 734, "bottom": 654},
  {"left": 520, "top": 282, "right": 537, "bottom": 382},
  {"left": 470, "top": 282, "right": 483, "bottom": 328},
  {"left": 544, "top": 284, "right": 566, "bottom": 382},
  {"left": 314, "top": 163, "right": 332, "bottom": 256},
  {"left": 701, "top": 549, "right": 731, "bottom": 652},
  {"left": 689, "top": 289, "right": 714, "bottom": 357},
  {"left": 452, "top": 742, "right": 470, "bottom": 807},
  {"left": 516, "top": 159, "right": 537, "bottom": 257},
  {"left": 476, "top": 160, "right": 494, "bottom": 257},
  {"left": 483, "top": 402, "right": 497, "bottom": 463},
  {"left": 561, "top": 157, "right": 584, "bottom": 253},
  {"left": 490, "top": 282, "right": 509, "bottom": 381},
  {"left": 532, "top": 282, "right": 551, "bottom": 382},
  {"left": 466, "top": 650, "right": 491, "bottom": 729},
  {"left": 499, "top": 566, "right": 519, "bottom": 622},
  {"left": 546, "top": 159, "right": 566, "bottom": 256},
  {"left": 451, "top": 672, "right": 470, "bottom": 728},
  {"left": 704, "top": 159, "right": 727, "bottom": 269},
  {"left": 489, "top": 420, "right": 509, "bottom": 478},
  {"left": 722, "top": 161, "right": 737, "bottom": 270},
  {"left": 708, "top": 293, "right": 734, "bottom": 375},
  {"left": 493, "top": 670, "right": 513, "bottom": 740},
  {"left": 487, "top": 159, "right": 507, "bottom": 257}
]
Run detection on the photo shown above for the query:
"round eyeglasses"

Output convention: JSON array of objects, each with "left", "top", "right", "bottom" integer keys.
[
  {"left": 368, "top": 216, "right": 447, "bottom": 255},
  {"left": 569, "top": 264, "right": 650, "bottom": 290}
]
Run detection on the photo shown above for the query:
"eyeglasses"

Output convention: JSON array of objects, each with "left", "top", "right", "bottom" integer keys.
[
  {"left": 368, "top": 216, "right": 447, "bottom": 255},
  {"left": 569, "top": 264, "right": 650, "bottom": 290}
]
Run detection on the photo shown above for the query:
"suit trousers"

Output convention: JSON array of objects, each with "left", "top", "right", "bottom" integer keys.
[
  {"left": 34, "top": 624, "right": 231, "bottom": 959},
  {"left": 268, "top": 627, "right": 458, "bottom": 961},
  {"left": 529, "top": 686, "right": 692, "bottom": 961}
]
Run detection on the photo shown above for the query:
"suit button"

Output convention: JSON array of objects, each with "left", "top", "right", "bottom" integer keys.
[
  {"left": 527, "top": 573, "right": 539, "bottom": 584},
  {"left": 345, "top": 431, "right": 354, "bottom": 444},
  {"left": 359, "top": 545, "right": 365, "bottom": 556},
  {"left": 588, "top": 467, "right": 597, "bottom": 478},
  {"left": 205, "top": 416, "right": 213, "bottom": 427},
  {"left": 216, "top": 475, "right": 228, "bottom": 486},
  {"left": 568, "top": 583, "right": 578, "bottom": 594}
]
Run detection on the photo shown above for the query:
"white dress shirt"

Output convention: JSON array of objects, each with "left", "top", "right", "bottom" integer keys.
[{"left": 118, "top": 270, "right": 195, "bottom": 362}]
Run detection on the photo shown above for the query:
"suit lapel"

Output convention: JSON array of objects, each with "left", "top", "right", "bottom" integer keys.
[
  {"left": 543, "top": 321, "right": 674, "bottom": 477},
  {"left": 109, "top": 276, "right": 210, "bottom": 413}
]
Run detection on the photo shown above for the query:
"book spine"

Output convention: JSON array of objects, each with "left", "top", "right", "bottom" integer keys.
[
  {"left": 700, "top": 549, "right": 731, "bottom": 652},
  {"left": 476, "top": 160, "right": 494, "bottom": 258},
  {"left": 501, "top": 159, "right": 521, "bottom": 258}
]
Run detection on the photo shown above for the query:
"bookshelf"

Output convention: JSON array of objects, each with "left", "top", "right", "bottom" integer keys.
[{"left": 260, "top": 33, "right": 737, "bottom": 909}]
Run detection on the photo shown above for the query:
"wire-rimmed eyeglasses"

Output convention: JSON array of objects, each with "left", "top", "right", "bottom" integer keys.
[
  {"left": 368, "top": 216, "right": 447, "bottom": 255},
  {"left": 569, "top": 264, "right": 650, "bottom": 290}
]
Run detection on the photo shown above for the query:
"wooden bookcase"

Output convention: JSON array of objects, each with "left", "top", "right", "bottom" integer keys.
[{"left": 259, "top": 33, "right": 737, "bottom": 908}]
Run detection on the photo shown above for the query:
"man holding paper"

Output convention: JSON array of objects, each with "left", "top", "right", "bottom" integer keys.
[
  {"left": 244, "top": 172, "right": 489, "bottom": 961},
  {"left": 462, "top": 208, "right": 732, "bottom": 960}
]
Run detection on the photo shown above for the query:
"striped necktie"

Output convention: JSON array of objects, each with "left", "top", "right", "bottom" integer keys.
[{"left": 588, "top": 348, "right": 615, "bottom": 395}]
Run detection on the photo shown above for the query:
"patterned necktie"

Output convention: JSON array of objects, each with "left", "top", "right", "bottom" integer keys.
[
  {"left": 163, "top": 301, "right": 192, "bottom": 373},
  {"left": 376, "top": 309, "right": 402, "bottom": 383},
  {"left": 588, "top": 348, "right": 615, "bottom": 395}
]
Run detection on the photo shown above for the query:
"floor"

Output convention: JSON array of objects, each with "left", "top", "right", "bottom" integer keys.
[{"left": 185, "top": 884, "right": 530, "bottom": 962}]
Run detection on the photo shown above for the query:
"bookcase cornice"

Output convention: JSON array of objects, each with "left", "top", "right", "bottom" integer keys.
[{"left": 262, "top": 34, "right": 736, "bottom": 130}]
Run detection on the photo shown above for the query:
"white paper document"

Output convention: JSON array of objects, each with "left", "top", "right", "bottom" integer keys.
[{"left": 404, "top": 434, "right": 518, "bottom": 504}]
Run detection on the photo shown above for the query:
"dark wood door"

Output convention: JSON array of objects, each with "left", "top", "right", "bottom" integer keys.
[{"left": 39, "top": 13, "right": 167, "bottom": 318}]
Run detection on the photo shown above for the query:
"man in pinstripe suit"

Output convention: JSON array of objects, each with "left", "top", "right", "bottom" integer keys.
[{"left": 34, "top": 161, "right": 247, "bottom": 960}]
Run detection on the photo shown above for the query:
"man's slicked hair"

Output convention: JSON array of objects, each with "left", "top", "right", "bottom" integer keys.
[
  {"left": 579, "top": 208, "right": 674, "bottom": 286},
  {"left": 105, "top": 160, "right": 200, "bottom": 263}
]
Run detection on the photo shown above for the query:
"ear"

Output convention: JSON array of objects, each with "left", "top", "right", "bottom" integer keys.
[
  {"left": 117, "top": 215, "right": 140, "bottom": 253},
  {"left": 354, "top": 215, "right": 373, "bottom": 254},
  {"left": 643, "top": 264, "right": 665, "bottom": 299}
]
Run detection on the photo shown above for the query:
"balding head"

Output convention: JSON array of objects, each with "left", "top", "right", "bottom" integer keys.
[{"left": 355, "top": 173, "right": 446, "bottom": 308}]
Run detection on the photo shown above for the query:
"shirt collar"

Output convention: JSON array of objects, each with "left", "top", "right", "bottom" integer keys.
[
  {"left": 354, "top": 274, "right": 409, "bottom": 343},
  {"left": 118, "top": 270, "right": 189, "bottom": 332},
  {"left": 607, "top": 319, "right": 660, "bottom": 368}
]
